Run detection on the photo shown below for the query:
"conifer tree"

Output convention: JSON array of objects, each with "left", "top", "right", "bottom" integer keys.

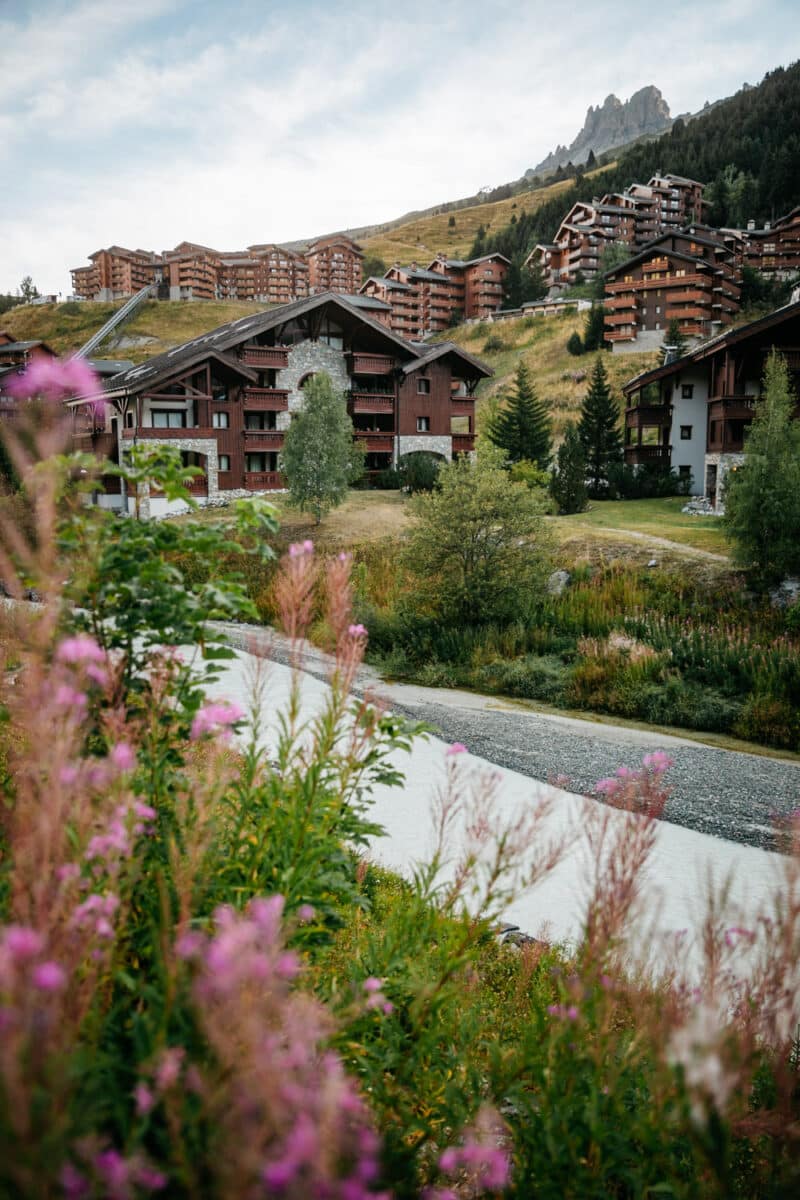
[
  {"left": 659, "top": 317, "right": 688, "bottom": 364},
  {"left": 281, "top": 373, "right": 364, "bottom": 524},
  {"left": 551, "top": 423, "right": 587, "bottom": 514},
  {"left": 582, "top": 304, "right": 607, "bottom": 352},
  {"left": 577, "top": 356, "right": 623, "bottom": 493},
  {"left": 487, "top": 360, "right": 552, "bottom": 468},
  {"left": 724, "top": 350, "right": 800, "bottom": 583}
]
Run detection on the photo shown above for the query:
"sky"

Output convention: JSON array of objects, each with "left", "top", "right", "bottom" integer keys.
[{"left": 1, "top": 0, "right": 798, "bottom": 296}]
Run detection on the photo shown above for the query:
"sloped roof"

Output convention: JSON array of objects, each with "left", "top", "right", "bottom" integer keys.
[{"left": 401, "top": 341, "right": 493, "bottom": 380}]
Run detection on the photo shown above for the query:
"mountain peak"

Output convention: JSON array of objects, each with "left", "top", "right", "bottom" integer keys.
[{"left": 528, "top": 85, "right": 672, "bottom": 176}]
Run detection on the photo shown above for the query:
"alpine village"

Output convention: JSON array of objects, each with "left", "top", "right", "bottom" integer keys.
[{"left": 3, "top": 15, "right": 800, "bottom": 1199}]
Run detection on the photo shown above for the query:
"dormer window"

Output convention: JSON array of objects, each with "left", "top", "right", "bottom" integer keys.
[{"left": 417, "top": 378, "right": 431, "bottom": 394}]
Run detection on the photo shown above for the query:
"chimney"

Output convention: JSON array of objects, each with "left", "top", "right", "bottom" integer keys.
[
  {"left": 747, "top": 219, "right": 755, "bottom": 231},
  {"left": 662, "top": 345, "right": 679, "bottom": 366},
  {"left": 764, "top": 222, "right": 771, "bottom": 232}
]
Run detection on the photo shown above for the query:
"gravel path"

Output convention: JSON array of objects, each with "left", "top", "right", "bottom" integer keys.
[{"left": 213, "top": 623, "right": 800, "bottom": 854}]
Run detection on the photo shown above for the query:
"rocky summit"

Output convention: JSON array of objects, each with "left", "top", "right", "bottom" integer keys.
[{"left": 529, "top": 85, "right": 673, "bottom": 175}]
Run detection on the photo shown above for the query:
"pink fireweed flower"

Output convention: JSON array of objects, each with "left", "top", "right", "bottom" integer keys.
[
  {"left": 547, "top": 1003, "right": 579, "bottom": 1020},
  {"left": 445, "top": 743, "right": 467, "bottom": 756},
  {"left": 297, "top": 904, "right": 315, "bottom": 923},
  {"left": 4, "top": 925, "right": 45, "bottom": 960},
  {"left": 134, "top": 1082, "right": 155, "bottom": 1116},
  {"left": 57, "top": 634, "right": 106, "bottom": 665},
  {"left": 85, "top": 663, "right": 108, "bottom": 687},
  {"left": 60, "top": 1164, "right": 88, "bottom": 1199},
  {"left": 363, "top": 977, "right": 383, "bottom": 993},
  {"left": 59, "top": 765, "right": 79, "bottom": 786},
  {"left": 643, "top": 750, "right": 674, "bottom": 771},
  {"left": 110, "top": 743, "right": 136, "bottom": 772},
  {"left": 6, "top": 355, "right": 101, "bottom": 402},
  {"left": 55, "top": 685, "right": 88, "bottom": 710},
  {"left": 133, "top": 799, "right": 156, "bottom": 822},
  {"left": 154, "top": 1047, "right": 185, "bottom": 1092},
  {"left": 288, "top": 539, "right": 314, "bottom": 558},
  {"left": 32, "top": 960, "right": 67, "bottom": 992},
  {"left": 594, "top": 777, "right": 620, "bottom": 796},
  {"left": 175, "top": 930, "right": 205, "bottom": 960},
  {"left": 348, "top": 622, "right": 367, "bottom": 638},
  {"left": 725, "top": 926, "right": 755, "bottom": 948},
  {"left": 190, "top": 700, "right": 244, "bottom": 740}
]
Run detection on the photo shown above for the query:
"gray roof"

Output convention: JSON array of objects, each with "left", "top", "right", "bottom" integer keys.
[
  {"left": 401, "top": 340, "right": 493, "bottom": 380},
  {"left": 0, "top": 340, "right": 49, "bottom": 353},
  {"left": 340, "top": 292, "right": 391, "bottom": 310}
]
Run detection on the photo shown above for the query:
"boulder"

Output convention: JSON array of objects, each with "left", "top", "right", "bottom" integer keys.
[{"left": 546, "top": 569, "right": 571, "bottom": 596}]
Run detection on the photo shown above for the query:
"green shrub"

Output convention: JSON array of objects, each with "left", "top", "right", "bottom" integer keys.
[
  {"left": 482, "top": 333, "right": 509, "bottom": 354},
  {"left": 734, "top": 694, "right": 800, "bottom": 750},
  {"left": 566, "top": 331, "right": 584, "bottom": 356}
]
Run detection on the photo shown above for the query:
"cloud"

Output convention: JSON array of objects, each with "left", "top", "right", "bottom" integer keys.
[{"left": 1, "top": 0, "right": 796, "bottom": 294}]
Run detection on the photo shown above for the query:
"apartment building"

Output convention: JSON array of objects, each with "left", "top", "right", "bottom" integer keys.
[
  {"left": 527, "top": 174, "right": 707, "bottom": 290},
  {"left": 360, "top": 253, "right": 510, "bottom": 338},
  {"left": 741, "top": 207, "right": 800, "bottom": 276},
  {"left": 622, "top": 299, "right": 800, "bottom": 504},
  {"left": 66, "top": 292, "right": 491, "bottom": 517},
  {"left": 603, "top": 229, "right": 742, "bottom": 350},
  {"left": 305, "top": 235, "right": 364, "bottom": 295},
  {"left": 70, "top": 246, "right": 161, "bottom": 303}
]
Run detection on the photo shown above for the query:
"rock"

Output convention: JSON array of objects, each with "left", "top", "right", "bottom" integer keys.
[
  {"left": 546, "top": 569, "right": 571, "bottom": 596},
  {"left": 528, "top": 85, "right": 672, "bottom": 175},
  {"left": 681, "top": 496, "right": 718, "bottom": 516},
  {"left": 647, "top": 558, "right": 658, "bottom": 568},
  {"left": 769, "top": 578, "right": 800, "bottom": 609}
]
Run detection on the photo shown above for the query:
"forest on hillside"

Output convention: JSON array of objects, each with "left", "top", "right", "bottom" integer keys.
[{"left": 476, "top": 61, "right": 800, "bottom": 303}]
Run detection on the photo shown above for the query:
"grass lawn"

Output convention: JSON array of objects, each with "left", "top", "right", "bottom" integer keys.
[{"left": 550, "top": 497, "right": 730, "bottom": 555}]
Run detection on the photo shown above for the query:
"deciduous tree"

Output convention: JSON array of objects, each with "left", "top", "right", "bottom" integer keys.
[
  {"left": 281, "top": 373, "right": 364, "bottom": 524},
  {"left": 724, "top": 350, "right": 800, "bottom": 583}
]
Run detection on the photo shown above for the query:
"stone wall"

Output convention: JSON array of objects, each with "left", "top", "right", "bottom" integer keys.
[
  {"left": 397, "top": 435, "right": 452, "bottom": 461},
  {"left": 131, "top": 436, "right": 219, "bottom": 519},
  {"left": 275, "top": 341, "right": 350, "bottom": 431},
  {"left": 704, "top": 451, "right": 746, "bottom": 510}
]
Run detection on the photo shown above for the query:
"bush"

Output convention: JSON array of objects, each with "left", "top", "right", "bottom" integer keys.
[
  {"left": 734, "top": 694, "right": 800, "bottom": 750},
  {"left": 398, "top": 451, "right": 441, "bottom": 494},
  {"left": 474, "top": 654, "right": 570, "bottom": 703},
  {"left": 59, "top": 300, "right": 83, "bottom": 315},
  {"left": 482, "top": 333, "right": 509, "bottom": 354},
  {"left": 566, "top": 331, "right": 584, "bottom": 356},
  {"left": 605, "top": 461, "right": 692, "bottom": 499},
  {"left": 375, "top": 466, "right": 404, "bottom": 489},
  {"left": 509, "top": 460, "right": 552, "bottom": 491}
]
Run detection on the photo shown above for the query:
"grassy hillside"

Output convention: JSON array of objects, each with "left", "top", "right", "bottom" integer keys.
[
  {"left": 441, "top": 312, "right": 660, "bottom": 440},
  {"left": 0, "top": 299, "right": 269, "bottom": 362},
  {"left": 360, "top": 165, "right": 613, "bottom": 265}
]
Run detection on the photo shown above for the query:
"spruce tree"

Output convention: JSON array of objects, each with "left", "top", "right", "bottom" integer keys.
[
  {"left": 582, "top": 304, "right": 607, "bottom": 352},
  {"left": 577, "top": 356, "right": 623, "bottom": 493},
  {"left": 551, "top": 423, "right": 587, "bottom": 514},
  {"left": 281, "top": 373, "right": 364, "bottom": 524},
  {"left": 659, "top": 317, "right": 688, "bottom": 364},
  {"left": 724, "top": 350, "right": 800, "bottom": 583},
  {"left": 487, "top": 360, "right": 552, "bottom": 469}
]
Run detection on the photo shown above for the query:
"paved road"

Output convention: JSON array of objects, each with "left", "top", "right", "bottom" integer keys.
[{"left": 214, "top": 623, "right": 800, "bottom": 854}]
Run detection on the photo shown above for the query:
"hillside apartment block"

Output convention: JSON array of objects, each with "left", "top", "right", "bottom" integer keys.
[
  {"left": 42, "top": 293, "right": 491, "bottom": 518},
  {"left": 602, "top": 227, "right": 742, "bottom": 350},
  {"left": 70, "top": 235, "right": 363, "bottom": 304},
  {"left": 359, "top": 253, "right": 510, "bottom": 339},
  {"left": 622, "top": 299, "right": 800, "bottom": 505}
]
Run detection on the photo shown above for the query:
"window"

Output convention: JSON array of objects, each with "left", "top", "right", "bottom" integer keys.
[
  {"left": 417, "top": 416, "right": 430, "bottom": 432},
  {"left": 211, "top": 381, "right": 228, "bottom": 402},
  {"left": 681, "top": 384, "right": 694, "bottom": 399},
  {"left": 212, "top": 411, "right": 229, "bottom": 429},
  {"left": 680, "top": 425, "right": 692, "bottom": 440},
  {"left": 679, "top": 465, "right": 692, "bottom": 479},
  {"left": 219, "top": 454, "right": 231, "bottom": 471},
  {"left": 417, "top": 378, "right": 431, "bottom": 394},
  {"left": 152, "top": 410, "right": 186, "bottom": 429},
  {"left": 125, "top": 411, "right": 134, "bottom": 428},
  {"left": 450, "top": 415, "right": 470, "bottom": 435},
  {"left": 246, "top": 453, "right": 267, "bottom": 473}
]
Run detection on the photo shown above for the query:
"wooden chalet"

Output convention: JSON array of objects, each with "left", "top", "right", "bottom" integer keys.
[
  {"left": 622, "top": 299, "right": 800, "bottom": 504},
  {"left": 67, "top": 292, "right": 491, "bottom": 517}
]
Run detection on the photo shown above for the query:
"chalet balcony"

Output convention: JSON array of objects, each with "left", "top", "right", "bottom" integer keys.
[
  {"left": 242, "top": 387, "right": 289, "bottom": 410},
  {"left": 665, "top": 289, "right": 708, "bottom": 305},
  {"left": 71, "top": 430, "right": 117, "bottom": 458},
  {"left": 452, "top": 434, "right": 476, "bottom": 453},
  {"left": 606, "top": 329, "right": 637, "bottom": 342},
  {"left": 243, "top": 430, "right": 285, "bottom": 449},
  {"left": 624, "top": 444, "right": 671, "bottom": 465},
  {"left": 605, "top": 295, "right": 640, "bottom": 312},
  {"left": 450, "top": 398, "right": 475, "bottom": 416},
  {"left": 349, "top": 392, "right": 395, "bottom": 415},
  {"left": 354, "top": 431, "right": 395, "bottom": 452},
  {"left": 606, "top": 312, "right": 641, "bottom": 328},
  {"left": 186, "top": 477, "right": 209, "bottom": 496},
  {"left": 244, "top": 471, "right": 284, "bottom": 491},
  {"left": 347, "top": 352, "right": 395, "bottom": 375},
  {"left": 625, "top": 404, "right": 672, "bottom": 429},
  {"left": 240, "top": 346, "right": 290, "bottom": 369},
  {"left": 708, "top": 396, "right": 757, "bottom": 421},
  {"left": 121, "top": 426, "right": 217, "bottom": 440},
  {"left": 665, "top": 305, "right": 711, "bottom": 321}
]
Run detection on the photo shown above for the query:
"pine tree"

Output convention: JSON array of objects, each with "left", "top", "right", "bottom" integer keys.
[
  {"left": 724, "top": 350, "right": 800, "bottom": 583},
  {"left": 281, "top": 373, "right": 364, "bottom": 524},
  {"left": 577, "top": 357, "right": 623, "bottom": 493},
  {"left": 659, "top": 318, "right": 688, "bottom": 364},
  {"left": 487, "top": 361, "right": 552, "bottom": 468},
  {"left": 551, "top": 423, "right": 587, "bottom": 514},
  {"left": 582, "top": 304, "right": 607, "bottom": 352}
]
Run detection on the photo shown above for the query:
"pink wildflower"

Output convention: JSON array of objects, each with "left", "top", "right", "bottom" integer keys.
[
  {"left": 288, "top": 539, "right": 314, "bottom": 558},
  {"left": 643, "top": 750, "right": 674, "bottom": 771},
  {"left": 57, "top": 634, "right": 106, "bottom": 665},
  {"left": 445, "top": 743, "right": 467, "bottom": 756},
  {"left": 32, "top": 961, "right": 67, "bottom": 992},
  {"left": 348, "top": 623, "right": 367, "bottom": 637},
  {"left": 55, "top": 685, "right": 88, "bottom": 710},
  {"left": 134, "top": 1082, "right": 155, "bottom": 1116},
  {"left": 60, "top": 1164, "right": 88, "bottom": 1199},
  {"left": 190, "top": 700, "right": 244, "bottom": 740},
  {"left": 133, "top": 800, "right": 156, "bottom": 821},
  {"left": 363, "top": 977, "right": 383, "bottom": 993},
  {"left": 4, "top": 926, "right": 45, "bottom": 959},
  {"left": 594, "top": 777, "right": 619, "bottom": 796},
  {"left": 297, "top": 904, "right": 315, "bottom": 923},
  {"left": 8, "top": 355, "right": 100, "bottom": 401},
  {"left": 60, "top": 765, "right": 79, "bottom": 786},
  {"left": 155, "top": 1047, "right": 185, "bottom": 1092}
]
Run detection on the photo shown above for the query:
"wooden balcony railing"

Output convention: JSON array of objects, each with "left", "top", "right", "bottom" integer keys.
[
  {"left": 243, "top": 387, "right": 289, "bottom": 410},
  {"left": 450, "top": 399, "right": 475, "bottom": 416},
  {"left": 347, "top": 353, "right": 395, "bottom": 375},
  {"left": 121, "top": 426, "right": 217, "bottom": 440},
  {"left": 240, "top": 346, "right": 289, "bottom": 368},
  {"left": 625, "top": 405, "right": 672, "bottom": 428},
  {"left": 665, "top": 306, "right": 711, "bottom": 321},
  {"left": 606, "top": 329, "right": 637, "bottom": 342},
  {"left": 244, "top": 471, "right": 284, "bottom": 490},
  {"left": 186, "top": 477, "right": 209, "bottom": 495},
  {"left": 243, "top": 430, "right": 284, "bottom": 448},
  {"left": 624, "top": 444, "right": 671, "bottom": 464},
  {"left": 452, "top": 434, "right": 476, "bottom": 453},
  {"left": 353, "top": 432, "right": 394, "bottom": 452},
  {"left": 708, "top": 397, "right": 757, "bottom": 420},
  {"left": 350, "top": 393, "right": 394, "bottom": 414}
]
